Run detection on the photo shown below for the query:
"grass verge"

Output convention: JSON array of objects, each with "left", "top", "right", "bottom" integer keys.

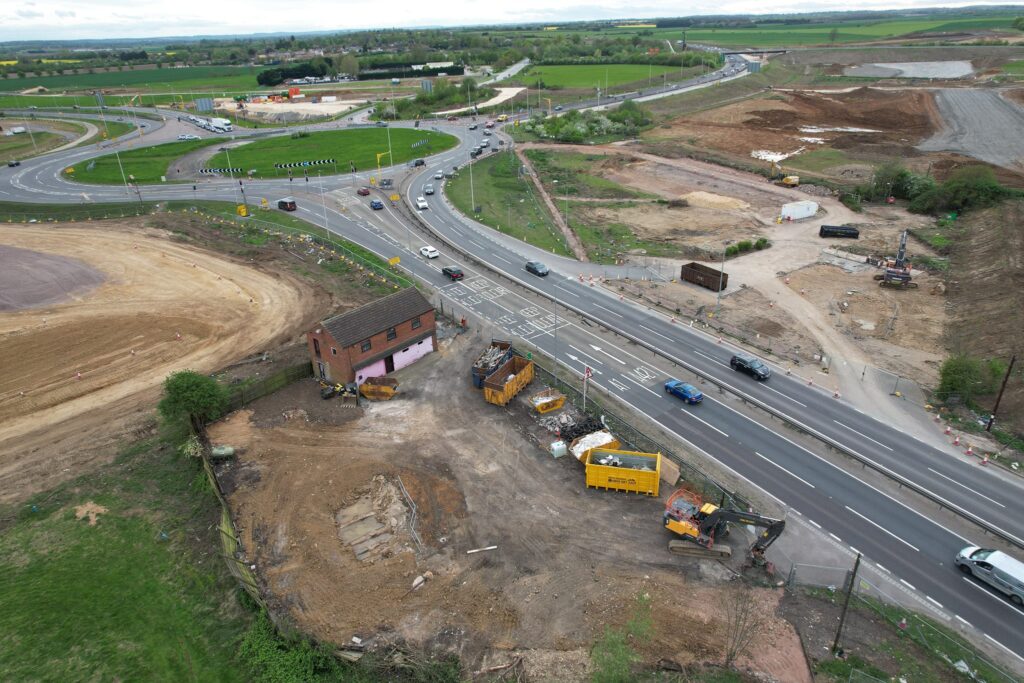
[
  {"left": 205, "top": 128, "right": 458, "bottom": 178},
  {"left": 0, "top": 200, "right": 156, "bottom": 222},
  {"left": 515, "top": 63, "right": 685, "bottom": 89},
  {"left": 0, "top": 425, "right": 251, "bottom": 681},
  {"left": 525, "top": 149, "right": 655, "bottom": 200},
  {"left": 446, "top": 151, "right": 571, "bottom": 256},
  {"left": 65, "top": 137, "right": 227, "bottom": 184},
  {"left": 568, "top": 201, "right": 684, "bottom": 264}
]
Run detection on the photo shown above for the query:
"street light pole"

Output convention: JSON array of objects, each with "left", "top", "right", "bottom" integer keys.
[
  {"left": 987, "top": 354, "right": 1017, "bottom": 432},
  {"left": 318, "top": 171, "right": 330, "bottom": 242},
  {"left": 715, "top": 240, "right": 731, "bottom": 315}
]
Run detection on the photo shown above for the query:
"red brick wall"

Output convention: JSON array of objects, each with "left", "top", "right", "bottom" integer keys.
[
  {"left": 306, "top": 309, "right": 436, "bottom": 383},
  {"left": 345, "top": 310, "right": 436, "bottom": 368},
  {"left": 306, "top": 329, "right": 352, "bottom": 383}
]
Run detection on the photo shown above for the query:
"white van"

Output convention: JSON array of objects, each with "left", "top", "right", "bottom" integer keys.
[
  {"left": 415, "top": 197, "right": 429, "bottom": 210},
  {"left": 955, "top": 546, "right": 1024, "bottom": 606}
]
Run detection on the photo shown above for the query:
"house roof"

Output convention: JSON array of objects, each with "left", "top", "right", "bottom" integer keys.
[{"left": 321, "top": 288, "right": 433, "bottom": 348}]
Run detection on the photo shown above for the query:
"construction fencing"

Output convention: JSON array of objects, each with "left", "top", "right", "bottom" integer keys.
[{"left": 224, "top": 361, "right": 313, "bottom": 412}]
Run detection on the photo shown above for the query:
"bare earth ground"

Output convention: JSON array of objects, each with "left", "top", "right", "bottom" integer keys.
[
  {"left": 211, "top": 332, "right": 810, "bottom": 681},
  {"left": 0, "top": 220, "right": 330, "bottom": 503}
]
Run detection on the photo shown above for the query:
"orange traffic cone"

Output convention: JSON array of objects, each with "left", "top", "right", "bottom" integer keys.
[
  {"left": 952, "top": 434, "right": 960, "bottom": 447},
  {"left": 981, "top": 454, "right": 989, "bottom": 466}
]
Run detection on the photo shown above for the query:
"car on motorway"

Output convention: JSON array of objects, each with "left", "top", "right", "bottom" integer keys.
[
  {"left": 955, "top": 546, "right": 1024, "bottom": 606},
  {"left": 664, "top": 379, "right": 703, "bottom": 404},
  {"left": 423, "top": 184, "right": 434, "bottom": 195},
  {"left": 468, "top": 123, "right": 478, "bottom": 130},
  {"left": 415, "top": 196, "right": 429, "bottom": 210},
  {"left": 420, "top": 246, "right": 440, "bottom": 259},
  {"left": 447, "top": 116, "right": 459, "bottom": 122},
  {"left": 434, "top": 170, "right": 444, "bottom": 179},
  {"left": 480, "top": 139, "right": 489, "bottom": 147},
  {"left": 554, "top": 105, "right": 563, "bottom": 111},
  {"left": 7, "top": 160, "right": 21, "bottom": 167},
  {"left": 356, "top": 187, "right": 371, "bottom": 196},
  {"left": 483, "top": 129, "right": 492, "bottom": 136},
  {"left": 376, "top": 121, "right": 388, "bottom": 127},
  {"left": 525, "top": 261, "right": 549, "bottom": 277},
  {"left": 370, "top": 199, "right": 384, "bottom": 210},
  {"left": 177, "top": 134, "right": 189, "bottom": 140},
  {"left": 442, "top": 266, "right": 464, "bottom": 280},
  {"left": 412, "top": 158, "right": 425, "bottom": 167},
  {"left": 730, "top": 354, "right": 771, "bottom": 380},
  {"left": 276, "top": 197, "right": 297, "bottom": 211}
]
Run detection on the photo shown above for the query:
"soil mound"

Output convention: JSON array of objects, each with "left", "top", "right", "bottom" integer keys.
[{"left": 0, "top": 244, "right": 105, "bottom": 311}]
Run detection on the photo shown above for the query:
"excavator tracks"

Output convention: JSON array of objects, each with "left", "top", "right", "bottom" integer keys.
[{"left": 668, "top": 540, "right": 733, "bottom": 559}]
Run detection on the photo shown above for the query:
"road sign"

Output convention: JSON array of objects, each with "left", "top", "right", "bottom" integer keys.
[
  {"left": 369, "top": 176, "right": 376, "bottom": 185},
  {"left": 389, "top": 194, "right": 400, "bottom": 202},
  {"left": 260, "top": 198, "right": 269, "bottom": 210},
  {"left": 65, "top": 167, "right": 75, "bottom": 174},
  {"left": 388, "top": 256, "right": 400, "bottom": 266},
  {"left": 236, "top": 204, "right": 249, "bottom": 217},
  {"left": 584, "top": 366, "right": 593, "bottom": 379}
]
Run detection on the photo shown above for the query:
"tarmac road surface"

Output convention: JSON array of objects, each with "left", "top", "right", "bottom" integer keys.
[{"left": 919, "top": 89, "right": 1024, "bottom": 170}]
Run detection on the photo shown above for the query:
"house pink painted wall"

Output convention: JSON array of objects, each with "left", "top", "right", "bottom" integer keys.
[
  {"left": 355, "top": 358, "right": 387, "bottom": 384},
  {"left": 393, "top": 337, "right": 434, "bottom": 371}
]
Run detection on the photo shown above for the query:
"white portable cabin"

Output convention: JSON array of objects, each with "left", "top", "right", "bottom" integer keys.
[{"left": 780, "top": 200, "right": 818, "bottom": 221}]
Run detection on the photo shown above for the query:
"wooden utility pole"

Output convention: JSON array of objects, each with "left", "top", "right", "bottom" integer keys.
[
  {"left": 987, "top": 354, "right": 1016, "bottom": 432},
  {"left": 832, "top": 553, "right": 862, "bottom": 656}
]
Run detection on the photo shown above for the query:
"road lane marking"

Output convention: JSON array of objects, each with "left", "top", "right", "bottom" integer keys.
[
  {"left": 834, "top": 420, "right": 894, "bottom": 452},
  {"left": 762, "top": 384, "right": 807, "bottom": 407},
  {"left": 679, "top": 410, "right": 729, "bottom": 438},
  {"left": 639, "top": 323, "right": 674, "bottom": 342},
  {"left": 567, "top": 345, "right": 605, "bottom": 367},
  {"left": 926, "top": 596, "right": 943, "bottom": 609},
  {"left": 808, "top": 519, "right": 822, "bottom": 529},
  {"left": 590, "top": 345, "right": 626, "bottom": 365},
  {"left": 694, "top": 350, "right": 729, "bottom": 367},
  {"left": 876, "top": 564, "right": 890, "bottom": 574},
  {"left": 900, "top": 579, "right": 916, "bottom": 591},
  {"left": 609, "top": 379, "right": 629, "bottom": 392},
  {"left": 845, "top": 505, "right": 920, "bottom": 552},
  {"left": 593, "top": 302, "right": 623, "bottom": 318},
  {"left": 829, "top": 533, "right": 843, "bottom": 543},
  {"left": 553, "top": 284, "right": 580, "bottom": 298},
  {"left": 926, "top": 467, "right": 1006, "bottom": 508},
  {"left": 492, "top": 254, "right": 512, "bottom": 265},
  {"left": 955, "top": 615, "right": 972, "bottom": 626},
  {"left": 620, "top": 375, "right": 661, "bottom": 396},
  {"left": 754, "top": 452, "right": 816, "bottom": 488}
]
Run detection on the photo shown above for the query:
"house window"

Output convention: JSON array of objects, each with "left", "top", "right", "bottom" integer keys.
[
  {"left": 312, "top": 338, "right": 321, "bottom": 359},
  {"left": 411, "top": 317, "right": 422, "bottom": 330},
  {"left": 331, "top": 347, "right": 337, "bottom": 356},
  {"left": 386, "top": 327, "right": 397, "bottom": 341},
  {"left": 360, "top": 340, "right": 371, "bottom": 352},
  {"left": 418, "top": 340, "right": 423, "bottom": 345}
]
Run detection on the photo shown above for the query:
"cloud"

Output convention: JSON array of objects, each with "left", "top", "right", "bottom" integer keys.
[
  {"left": 16, "top": 9, "right": 44, "bottom": 18},
  {"left": 56, "top": 10, "right": 77, "bottom": 17}
]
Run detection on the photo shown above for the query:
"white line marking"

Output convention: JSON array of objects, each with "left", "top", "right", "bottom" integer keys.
[
  {"left": 849, "top": 547, "right": 860, "bottom": 556},
  {"left": 490, "top": 300, "right": 514, "bottom": 314},
  {"left": 830, "top": 533, "right": 843, "bottom": 543},
  {"left": 900, "top": 579, "right": 916, "bottom": 591},
  {"left": 593, "top": 302, "right": 623, "bottom": 318},
  {"left": 639, "top": 323, "right": 674, "bottom": 342},
  {"left": 927, "top": 467, "right": 1006, "bottom": 508},
  {"left": 694, "top": 350, "right": 729, "bottom": 367},
  {"left": 553, "top": 284, "right": 580, "bottom": 298},
  {"left": 808, "top": 519, "right": 822, "bottom": 529},
  {"left": 844, "top": 505, "right": 920, "bottom": 552},
  {"left": 955, "top": 615, "right": 972, "bottom": 627},
  {"left": 926, "top": 596, "right": 943, "bottom": 608},
  {"left": 678, "top": 410, "right": 728, "bottom": 437},
  {"left": 567, "top": 345, "right": 605, "bottom": 367},
  {"left": 834, "top": 420, "right": 894, "bottom": 451},
  {"left": 491, "top": 254, "right": 512, "bottom": 265},
  {"left": 590, "top": 345, "right": 626, "bottom": 365},
  {"left": 762, "top": 384, "right": 807, "bottom": 407},
  {"left": 876, "top": 564, "right": 890, "bottom": 574},
  {"left": 754, "top": 451, "right": 816, "bottom": 488},
  {"left": 620, "top": 375, "right": 661, "bottom": 397}
]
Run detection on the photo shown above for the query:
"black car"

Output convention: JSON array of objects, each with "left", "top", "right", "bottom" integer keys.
[
  {"left": 442, "top": 266, "right": 464, "bottom": 281},
  {"left": 525, "top": 261, "right": 549, "bottom": 277},
  {"left": 7, "top": 160, "right": 21, "bottom": 167},
  {"left": 730, "top": 354, "right": 770, "bottom": 380}
]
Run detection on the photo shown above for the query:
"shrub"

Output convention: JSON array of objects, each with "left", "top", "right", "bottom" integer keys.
[
  {"left": 736, "top": 240, "right": 753, "bottom": 252},
  {"left": 725, "top": 245, "right": 740, "bottom": 257},
  {"left": 754, "top": 237, "right": 769, "bottom": 250},
  {"left": 937, "top": 354, "right": 1005, "bottom": 404},
  {"left": 839, "top": 193, "right": 862, "bottom": 212}
]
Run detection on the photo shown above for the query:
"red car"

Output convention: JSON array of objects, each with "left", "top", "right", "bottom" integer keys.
[
  {"left": 447, "top": 116, "right": 459, "bottom": 122},
  {"left": 356, "top": 187, "right": 370, "bottom": 196}
]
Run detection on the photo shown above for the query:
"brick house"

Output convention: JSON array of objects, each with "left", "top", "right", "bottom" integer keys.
[{"left": 306, "top": 288, "right": 436, "bottom": 385}]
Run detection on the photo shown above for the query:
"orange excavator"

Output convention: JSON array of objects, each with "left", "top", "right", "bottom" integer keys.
[{"left": 663, "top": 489, "right": 785, "bottom": 564}]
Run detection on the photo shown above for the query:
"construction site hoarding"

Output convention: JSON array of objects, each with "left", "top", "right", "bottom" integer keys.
[
  {"left": 482, "top": 356, "right": 534, "bottom": 406},
  {"left": 680, "top": 262, "right": 727, "bottom": 292},
  {"left": 585, "top": 448, "right": 661, "bottom": 496}
]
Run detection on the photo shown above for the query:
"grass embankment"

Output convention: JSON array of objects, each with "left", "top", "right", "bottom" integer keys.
[
  {"left": 0, "top": 131, "right": 63, "bottom": 162},
  {"left": 205, "top": 128, "right": 458, "bottom": 178},
  {"left": 447, "top": 151, "right": 571, "bottom": 256},
  {"left": 515, "top": 63, "right": 688, "bottom": 89},
  {"left": 525, "top": 149, "right": 653, "bottom": 200},
  {"left": 0, "top": 65, "right": 264, "bottom": 93},
  {"left": 0, "top": 428, "right": 251, "bottom": 681},
  {"left": 66, "top": 138, "right": 227, "bottom": 184},
  {"left": 567, "top": 202, "right": 687, "bottom": 263},
  {"left": 0, "top": 200, "right": 157, "bottom": 222}
]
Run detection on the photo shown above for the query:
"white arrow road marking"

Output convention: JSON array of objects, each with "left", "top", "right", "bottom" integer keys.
[
  {"left": 567, "top": 345, "right": 605, "bottom": 367},
  {"left": 590, "top": 345, "right": 626, "bottom": 365},
  {"left": 565, "top": 354, "right": 602, "bottom": 375}
]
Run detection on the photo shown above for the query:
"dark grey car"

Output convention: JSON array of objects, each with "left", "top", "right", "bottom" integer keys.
[{"left": 730, "top": 354, "right": 770, "bottom": 380}]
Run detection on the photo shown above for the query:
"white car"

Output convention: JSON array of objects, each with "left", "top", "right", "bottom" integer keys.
[
  {"left": 177, "top": 134, "right": 189, "bottom": 140},
  {"left": 415, "top": 197, "right": 429, "bottom": 210},
  {"left": 420, "top": 245, "right": 439, "bottom": 259},
  {"left": 434, "top": 171, "right": 443, "bottom": 179}
]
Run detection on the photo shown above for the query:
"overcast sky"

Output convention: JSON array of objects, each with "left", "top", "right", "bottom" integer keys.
[{"left": 0, "top": 1, "right": 1014, "bottom": 42}]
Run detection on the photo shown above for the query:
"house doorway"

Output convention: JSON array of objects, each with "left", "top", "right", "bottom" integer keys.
[
  {"left": 317, "top": 361, "right": 327, "bottom": 380},
  {"left": 384, "top": 355, "right": 395, "bottom": 373}
]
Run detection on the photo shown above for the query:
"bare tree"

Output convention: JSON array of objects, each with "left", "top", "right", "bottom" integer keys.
[{"left": 722, "top": 586, "right": 770, "bottom": 668}]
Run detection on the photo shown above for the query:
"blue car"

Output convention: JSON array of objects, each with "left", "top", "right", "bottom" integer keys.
[{"left": 665, "top": 379, "right": 703, "bottom": 404}]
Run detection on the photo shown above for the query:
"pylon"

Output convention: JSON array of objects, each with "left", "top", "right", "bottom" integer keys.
[
  {"left": 75, "top": 372, "right": 82, "bottom": 380},
  {"left": 786, "top": 368, "right": 792, "bottom": 375},
  {"left": 670, "top": 317, "right": 676, "bottom": 324},
  {"left": 717, "top": 336, "right": 723, "bottom": 344},
  {"left": 833, "top": 390, "right": 840, "bottom": 398},
  {"left": 784, "top": 277, "right": 790, "bottom": 284},
  {"left": 175, "top": 332, "right": 182, "bottom": 341},
  {"left": 769, "top": 301, "right": 774, "bottom": 308},
  {"left": 952, "top": 434, "right": 960, "bottom": 446},
  {"left": 980, "top": 454, "right": 989, "bottom": 466},
  {"left": 807, "top": 378, "right": 813, "bottom": 386},
  {"left": 965, "top": 444, "right": 973, "bottom": 457},
  {"left": 944, "top": 425, "right": 951, "bottom": 435}
]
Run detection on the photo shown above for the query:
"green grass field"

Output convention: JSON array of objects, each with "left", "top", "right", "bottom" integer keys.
[
  {"left": 1003, "top": 60, "right": 1024, "bottom": 74},
  {"left": 0, "top": 130, "right": 63, "bottom": 162},
  {"left": 514, "top": 63, "right": 684, "bottom": 90},
  {"left": 786, "top": 148, "right": 853, "bottom": 174},
  {"left": 525, "top": 149, "right": 654, "bottom": 200},
  {"left": 0, "top": 433, "right": 250, "bottom": 681},
  {"left": 447, "top": 151, "right": 570, "bottom": 256},
  {"left": 567, "top": 201, "right": 684, "bottom": 263},
  {"left": 205, "top": 128, "right": 457, "bottom": 178},
  {"left": 0, "top": 65, "right": 264, "bottom": 93},
  {"left": 67, "top": 137, "right": 226, "bottom": 184}
]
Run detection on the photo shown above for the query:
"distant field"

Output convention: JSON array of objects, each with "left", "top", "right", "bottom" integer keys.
[
  {"left": 67, "top": 137, "right": 226, "bottom": 184},
  {"left": 0, "top": 65, "right": 264, "bottom": 93},
  {"left": 1003, "top": 60, "right": 1024, "bottom": 74},
  {"left": 514, "top": 63, "right": 685, "bottom": 89},
  {"left": 205, "top": 128, "right": 458, "bottom": 177}
]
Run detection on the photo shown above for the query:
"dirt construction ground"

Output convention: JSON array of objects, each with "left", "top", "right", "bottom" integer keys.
[
  {"left": 0, "top": 221, "right": 328, "bottom": 503},
  {"left": 211, "top": 331, "right": 811, "bottom": 681}
]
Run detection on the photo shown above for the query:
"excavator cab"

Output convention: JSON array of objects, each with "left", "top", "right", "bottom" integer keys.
[{"left": 664, "top": 488, "right": 784, "bottom": 562}]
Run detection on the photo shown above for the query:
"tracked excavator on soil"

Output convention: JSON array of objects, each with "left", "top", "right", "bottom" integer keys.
[
  {"left": 663, "top": 489, "right": 785, "bottom": 565},
  {"left": 874, "top": 230, "right": 918, "bottom": 289}
]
